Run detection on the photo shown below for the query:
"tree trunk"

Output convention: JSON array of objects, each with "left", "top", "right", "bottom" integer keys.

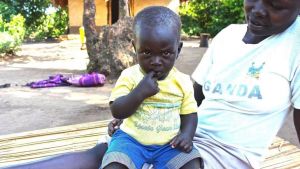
[
  {"left": 119, "top": 0, "right": 129, "bottom": 19},
  {"left": 83, "top": 0, "right": 136, "bottom": 78},
  {"left": 83, "top": 0, "right": 101, "bottom": 74}
]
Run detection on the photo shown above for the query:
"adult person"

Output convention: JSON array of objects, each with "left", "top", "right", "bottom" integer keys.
[
  {"left": 189, "top": 0, "right": 300, "bottom": 167},
  {"left": 4, "top": 0, "right": 300, "bottom": 168}
]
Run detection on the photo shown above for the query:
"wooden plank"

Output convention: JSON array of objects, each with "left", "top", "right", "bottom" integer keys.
[
  {"left": 0, "top": 127, "right": 105, "bottom": 150},
  {"left": 261, "top": 137, "right": 300, "bottom": 169},
  {"left": 0, "top": 120, "right": 110, "bottom": 142},
  {"left": 0, "top": 121, "right": 110, "bottom": 167},
  {"left": 0, "top": 120, "right": 300, "bottom": 168},
  {"left": 261, "top": 151, "right": 300, "bottom": 169}
]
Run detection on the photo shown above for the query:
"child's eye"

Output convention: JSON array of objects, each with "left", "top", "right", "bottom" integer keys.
[
  {"left": 270, "top": 3, "right": 282, "bottom": 10},
  {"left": 162, "top": 51, "right": 171, "bottom": 56},
  {"left": 142, "top": 51, "right": 151, "bottom": 55},
  {"left": 272, "top": 5, "right": 280, "bottom": 9}
]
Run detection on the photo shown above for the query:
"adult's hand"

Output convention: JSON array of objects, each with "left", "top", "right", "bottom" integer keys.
[{"left": 108, "top": 119, "right": 123, "bottom": 136}]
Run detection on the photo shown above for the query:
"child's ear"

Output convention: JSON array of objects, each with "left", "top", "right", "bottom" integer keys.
[{"left": 177, "top": 41, "right": 183, "bottom": 56}]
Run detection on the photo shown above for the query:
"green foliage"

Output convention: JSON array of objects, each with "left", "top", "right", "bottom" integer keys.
[
  {"left": 2, "top": 0, "right": 51, "bottom": 35},
  {"left": 32, "top": 7, "right": 69, "bottom": 40},
  {"left": 0, "top": 1, "right": 16, "bottom": 22},
  {"left": 0, "top": 14, "right": 25, "bottom": 54},
  {"left": 0, "top": 32, "right": 16, "bottom": 54},
  {"left": 7, "top": 14, "right": 26, "bottom": 44},
  {"left": 0, "top": 1, "right": 68, "bottom": 54},
  {"left": 0, "top": 16, "right": 4, "bottom": 32},
  {"left": 180, "top": 0, "right": 245, "bottom": 37},
  {"left": 0, "top": 0, "right": 69, "bottom": 40}
]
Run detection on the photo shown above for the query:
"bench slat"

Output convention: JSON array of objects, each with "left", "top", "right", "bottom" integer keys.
[{"left": 0, "top": 120, "right": 300, "bottom": 168}]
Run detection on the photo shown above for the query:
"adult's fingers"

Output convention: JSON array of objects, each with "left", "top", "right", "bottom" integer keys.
[
  {"left": 116, "top": 119, "right": 123, "bottom": 126},
  {"left": 108, "top": 122, "right": 114, "bottom": 136},
  {"left": 108, "top": 119, "right": 121, "bottom": 136}
]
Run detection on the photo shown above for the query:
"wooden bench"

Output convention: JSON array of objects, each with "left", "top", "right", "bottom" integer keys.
[{"left": 0, "top": 120, "right": 300, "bottom": 168}]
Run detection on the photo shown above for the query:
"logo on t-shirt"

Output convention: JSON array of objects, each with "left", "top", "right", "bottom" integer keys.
[
  {"left": 203, "top": 81, "right": 262, "bottom": 99},
  {"left": 247, "top": 62, "right": 265, "bottom": 79}
]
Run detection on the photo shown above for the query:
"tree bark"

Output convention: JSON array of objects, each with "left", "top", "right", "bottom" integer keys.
[
  {"left": 83, "top": 0, "right": 136, "bottom": 78},
  {"left": 119, "top": 0, "right": 129, "bottom": 19},
  {"left": 83, "top": 0, "right": 101, "bottom": 74}
]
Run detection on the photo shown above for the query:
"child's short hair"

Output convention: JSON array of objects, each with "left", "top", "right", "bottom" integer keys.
[{"left": 133, "top": 6, "right": 182, "bottom": 42}]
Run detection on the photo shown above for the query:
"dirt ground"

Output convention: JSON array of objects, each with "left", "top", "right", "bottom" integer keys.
[{"left": 0, "top": 39, "right": 299, "bottom": 147}]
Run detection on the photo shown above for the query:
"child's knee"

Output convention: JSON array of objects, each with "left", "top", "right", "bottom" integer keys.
[
  {"left": 103, "top": 162, "right": 128, "bottom": 169},
  {"left": 180, "top": 157, "right": 203, "bottom": 169}
]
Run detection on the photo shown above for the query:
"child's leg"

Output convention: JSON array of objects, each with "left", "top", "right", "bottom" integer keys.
[
  {"left": 101, "top": 130, "right": 146, "bottom": 169},
  {"left": 103, "top": 162, "right": 128, "bottom": 169},
  {"left": 180, "top": 158, "right": 202, "bottom": 169},
  {"left": 153, "top": 144, "right": 201, "bottom": 169}
]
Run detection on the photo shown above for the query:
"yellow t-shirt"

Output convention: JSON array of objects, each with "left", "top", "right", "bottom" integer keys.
[{"left": 109, "top": 65, "right": 197, "bottom": 145}]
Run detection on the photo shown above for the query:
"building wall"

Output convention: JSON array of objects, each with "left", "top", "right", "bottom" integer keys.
[
  {"left": 69, "top": 0, "right": 108, "bottom": 33},
  {"left": 69, "top": 0, "right": 179, "bottom": 33},
  {"left": 133, "top": 0, "right": 179, "bottom": 15}
]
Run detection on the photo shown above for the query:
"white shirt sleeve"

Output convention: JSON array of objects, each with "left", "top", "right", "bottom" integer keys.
[
  {"left": 191, "top": 25, "right": 234, "bottom": 86},
  {"left": 191, "top": 42, "right": 214, "bottom": 86}
]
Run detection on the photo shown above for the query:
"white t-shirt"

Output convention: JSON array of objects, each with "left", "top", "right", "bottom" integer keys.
[{"left": 192, "top": 17, "right": 300, "bottom": 168}]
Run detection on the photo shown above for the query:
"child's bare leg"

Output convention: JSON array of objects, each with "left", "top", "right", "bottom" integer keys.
[
  {"left": 103, "top": 162, "right": 128, "bottom": 169},
  {"left": 180, "top": 158, "right": 202, "bottom": 169},
  {"left": 4, "top": 143, "right": 108, "bottom": 169}
]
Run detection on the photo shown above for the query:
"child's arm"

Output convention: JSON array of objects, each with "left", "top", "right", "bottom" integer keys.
[
  {"left": 170, "top": 112, "right": 198, "bottom": 153},
  {"left": 110, "top": 71, "right": 159, "bottom": 119}
]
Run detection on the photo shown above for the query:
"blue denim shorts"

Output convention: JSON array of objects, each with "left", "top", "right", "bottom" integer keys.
[{"left": 101, "top": 129, "right": 201, "bottom": 169}]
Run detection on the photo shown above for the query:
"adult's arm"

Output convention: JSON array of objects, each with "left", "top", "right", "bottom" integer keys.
[
  {"left": 193, "top": 82, "right": 205, "bottom": 106},
  {"left": 3, "top": 143, "right": 107, "bottom": 169},
  {"left": 294, "top": 108, "right": 300, "bottom": 143}
]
